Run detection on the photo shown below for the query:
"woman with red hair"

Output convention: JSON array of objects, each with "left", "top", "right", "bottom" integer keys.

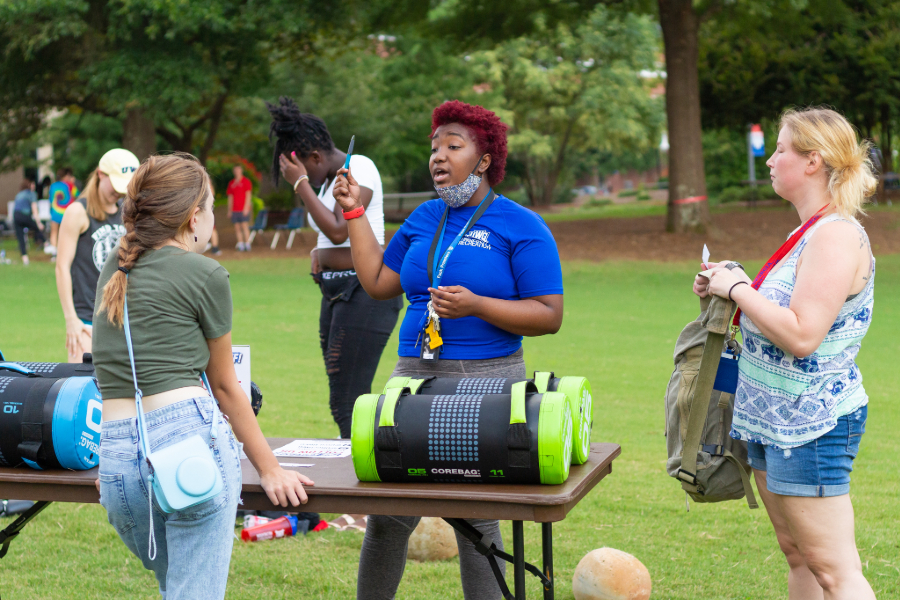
[{"left": 333, "top": 101, "right": 564, "bottom": 599}]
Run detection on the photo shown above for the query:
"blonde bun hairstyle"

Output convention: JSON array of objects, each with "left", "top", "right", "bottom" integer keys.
[{"left": 780, "top": 107, "right": 877, "bottom": 221}]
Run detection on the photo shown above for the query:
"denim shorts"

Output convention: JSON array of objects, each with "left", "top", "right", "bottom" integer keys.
[
  {"left": 230, "top": 212, "right": 249, "bottom": 224},
  {"left": 747, "top": 405, "right": 867, "bottom": 497},
  {"left": 99, "top": 396, "right": 242, "bottom": 600}
]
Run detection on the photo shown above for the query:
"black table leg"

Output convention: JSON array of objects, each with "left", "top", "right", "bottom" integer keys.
[
  {"left": 542, "top": 522, "right": 554, "bottom": 600},
  {"left": 442, "top": 518, "right": 551, "bottom": 600},
  {"left": 513, "top": 520, "right": 525, "bottom": 599},
  {"left": 0, "top": 501, "right": 52, "bottom": 560}
]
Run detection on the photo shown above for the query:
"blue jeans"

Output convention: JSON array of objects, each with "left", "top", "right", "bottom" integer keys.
[
  {"left": 747, "top": 405, "right": 867, "bottom": 497},
  {"left": 99, "top": 396, "right": 242, "bottom": 600}
]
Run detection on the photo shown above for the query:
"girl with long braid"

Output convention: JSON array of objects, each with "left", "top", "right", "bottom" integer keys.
[
  {"left": 91, "top": 153, "right": 313, "bottom": 600},
  {"left": 268, "top": 97, "right": 401, "bottom": 440}
]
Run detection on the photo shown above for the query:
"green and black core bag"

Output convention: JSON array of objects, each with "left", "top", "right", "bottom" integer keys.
[
  {"left": 352, "top": 381, "right": 572, "bottom": 485},
  {"left": 382, "top": 372, "right": 592, "bottom": 465}
]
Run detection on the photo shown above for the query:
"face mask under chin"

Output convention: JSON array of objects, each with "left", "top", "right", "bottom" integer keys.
[{"left": 434, "top": 155, "right": 485, "bottom": 208}]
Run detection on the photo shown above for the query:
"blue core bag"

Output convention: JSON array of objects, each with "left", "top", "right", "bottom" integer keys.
[{"left": 0, "top": 360, "right": 101, "bottom": 470}]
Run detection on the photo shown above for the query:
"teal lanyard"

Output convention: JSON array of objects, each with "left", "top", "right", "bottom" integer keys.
[{"left": 429, "top": 189, "right": 496, "bottom": 290}]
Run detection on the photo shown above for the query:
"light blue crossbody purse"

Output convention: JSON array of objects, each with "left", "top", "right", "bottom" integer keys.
[{"left": 122, "top": 283, "right": 224, "bottom": 558}]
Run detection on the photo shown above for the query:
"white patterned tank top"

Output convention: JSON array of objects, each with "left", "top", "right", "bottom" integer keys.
[{"left": 731, "top": 215, "right": 874, "bottom": 449}]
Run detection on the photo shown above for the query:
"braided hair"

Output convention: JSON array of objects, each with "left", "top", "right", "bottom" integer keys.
[
  {"left": 267, "top": 96, "right": 335, "bottom": 185},
  {"left": 98, "top": 153, "right": 210, "bottom": 326}
]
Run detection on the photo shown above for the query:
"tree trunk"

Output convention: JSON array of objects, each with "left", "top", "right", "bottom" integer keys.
[
  {"left": 198, "top": 92, "right": 229, "bottom": 167},
  {"left": 881, "top": 104, "right": 893, "bottom": 173},
  {"left": 659, "top": 0, "right": 710, "bottom": 233},
  {"left": 122, "top": 108, "right": 157, "bottom": 161}
]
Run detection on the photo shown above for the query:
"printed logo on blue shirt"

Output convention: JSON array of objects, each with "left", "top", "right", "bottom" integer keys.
[{"left": 459, "top": 229, "right": 491, "bottom": 250}]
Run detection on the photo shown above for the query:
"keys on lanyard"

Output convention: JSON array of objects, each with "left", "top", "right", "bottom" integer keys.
[
  {"left": 420, "top": 300, "right": 444, "bottom": 361},
  {"left": 418, "top": 189, "right": 496, "bottom": 362}
]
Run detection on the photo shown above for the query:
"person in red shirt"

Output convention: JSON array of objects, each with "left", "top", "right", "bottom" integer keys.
[{"left": 227, "top": 164, "right": 253, "bottom": 251}]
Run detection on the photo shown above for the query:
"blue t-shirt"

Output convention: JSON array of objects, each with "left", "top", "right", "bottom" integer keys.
[
  {"left": 14, "top": 190, "right": 37, "bottom": 214},
  {"left": 383, "top": 195, "right": 563, "bottom": 359}
]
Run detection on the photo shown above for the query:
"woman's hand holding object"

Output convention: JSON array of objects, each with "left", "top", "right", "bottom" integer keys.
[
  {"left": 428, "top": 286, "right": 483, "bottom": 319},
  {"left": 706, "top": 265, "right": 752, "bottom": 300},
  {"left": 694, "top": 260, "right": 740, "bottom": 298},
  {"left": 332, "top": 168, "right": 362, "bottom": 212}
]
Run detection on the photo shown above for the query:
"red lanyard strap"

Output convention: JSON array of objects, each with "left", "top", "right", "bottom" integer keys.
[{"left": 732, "top": 205, "right": 828, "bottom": 327}]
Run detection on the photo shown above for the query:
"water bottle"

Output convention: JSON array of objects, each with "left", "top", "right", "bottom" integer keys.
[
  {"left": 0, "top": 250, "right": 10, "bottom": 265},
  {"left": 241, "top": 515, "right": 299, "bottom": 542}
]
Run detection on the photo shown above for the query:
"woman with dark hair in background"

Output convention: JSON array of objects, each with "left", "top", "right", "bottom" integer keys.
[
  {"left": 268, "top": 97, "right": 402, "bottom": 440},
  {"left": 12, "top": 179, "right": 46, "bottom": 265},
  {"left": 332, "top": 100, "right": 564, "bottom": 600}
]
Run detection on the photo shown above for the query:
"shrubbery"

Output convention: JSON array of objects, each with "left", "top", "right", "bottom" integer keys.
[{"left": 714, "top": 185, "right": 779, "bottom": 204}]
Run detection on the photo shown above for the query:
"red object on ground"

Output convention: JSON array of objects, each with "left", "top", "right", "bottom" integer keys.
[
  {"left": 241, "top": 515, "right": 297, "bottom": 542},
  {"left": 311, "top": 520, "right": 329, "bottom": 533}
]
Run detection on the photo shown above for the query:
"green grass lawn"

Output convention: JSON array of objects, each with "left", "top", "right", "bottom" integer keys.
[{"left": 0, "top": 250, "right": 897, "bottom": 599}]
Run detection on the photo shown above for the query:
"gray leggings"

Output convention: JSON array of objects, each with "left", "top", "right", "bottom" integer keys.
[{"left": 357, "top": 349, "right": 527, "bottom": 600}]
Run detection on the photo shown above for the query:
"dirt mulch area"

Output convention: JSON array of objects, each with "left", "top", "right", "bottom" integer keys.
[
  {"left": 211, "top": 206, "right": 900, "bottom": 263},
  {"left": 550, "top": 208, "right": 900, "bottom": 262}
]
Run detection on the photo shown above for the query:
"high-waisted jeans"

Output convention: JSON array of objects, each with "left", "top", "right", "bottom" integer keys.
[
  {"left": 318, "top": 269, "right": 402, "bottom": 438},
  {"left": 99, "top": 396, "right": 242, "bottom": 600},
  {"left": 357, "top": 349, "right": 526, "bottom": 600}
]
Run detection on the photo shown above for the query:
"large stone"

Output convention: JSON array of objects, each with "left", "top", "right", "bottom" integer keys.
[
  {"left": 572, "top": 547, "right": 651, "bottom": 600},
  {"left": 406, "top": 517, "right": 459, "bottom": 562}
]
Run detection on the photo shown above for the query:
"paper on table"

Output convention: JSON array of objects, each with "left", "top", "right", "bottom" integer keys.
[
  {"left": 279, "top": 462, "right": 314, "bottom": 468},
  {"left": 273, "top": 439, "right": 352, "bottom": 458}
]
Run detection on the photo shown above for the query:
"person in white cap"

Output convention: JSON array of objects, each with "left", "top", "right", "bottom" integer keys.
[{"left": 56, "top": 148, "right": 140, "bottom": 363}]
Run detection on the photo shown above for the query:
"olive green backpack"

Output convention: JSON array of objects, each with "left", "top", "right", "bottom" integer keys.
[{"left": 665, "top": 294, "right": 758, "bottom": 510}]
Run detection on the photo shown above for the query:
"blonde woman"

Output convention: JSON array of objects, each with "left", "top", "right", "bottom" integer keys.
[
  {"left": 696, "top": 108, "right": 876, "bottom": 599},
  {"left": 56, "top": 149, "right": 140, "bottom": 362},
  {"left": 92, "top": 154, "right": 312, "bottom": 599}
]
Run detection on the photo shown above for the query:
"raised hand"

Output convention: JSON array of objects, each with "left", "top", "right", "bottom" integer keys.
[
  {"left": 332, "top": 167, "right": 362, "bottom": 212},
  {"left": 279, "top": 152, "right": 308, "bottom": 187}
]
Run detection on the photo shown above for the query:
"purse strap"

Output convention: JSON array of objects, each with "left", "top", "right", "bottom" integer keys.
[{"left": 121, "top": 276, "right": 218, "bottom": 466}]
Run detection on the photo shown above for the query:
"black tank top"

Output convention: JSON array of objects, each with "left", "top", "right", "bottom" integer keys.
[{"left": 72, "top": 198, "right": 125, "bottom": 322}]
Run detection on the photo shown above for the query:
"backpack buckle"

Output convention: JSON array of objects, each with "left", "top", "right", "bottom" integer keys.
[
  {"left": 702, "top": 444, "right": 725, "bottom": 457},
  {"left": 676, "top": 468, "right": 697, "bottom": 485}
]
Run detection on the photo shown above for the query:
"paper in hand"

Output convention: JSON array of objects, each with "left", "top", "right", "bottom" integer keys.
[{"left": 698, "top": 244, "right": 714, "bottom": 278}]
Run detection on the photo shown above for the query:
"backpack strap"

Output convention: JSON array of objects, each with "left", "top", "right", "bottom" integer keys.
[
  {"left": 675, "top": 328, "right": 724, "bottom": 493},
  {"left": 676, "top": 296, "right": 735, "bottom": 497},
  {"left": 722, "top": 450, "right": 758, "bottom": 509}
]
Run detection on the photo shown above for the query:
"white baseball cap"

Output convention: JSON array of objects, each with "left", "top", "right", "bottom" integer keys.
[{"left": 98, "top": 149, "right": 140, "bottom": 194}]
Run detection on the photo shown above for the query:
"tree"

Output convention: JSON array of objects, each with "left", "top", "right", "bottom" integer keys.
[
  {"left": 468, "top": 6, "right": 663, "bottom": 205},
  {"left": 0, "top": 0, "right": 339, "bottom": 164},
  {"left": 699, "top": 0, "right": 900, "bottom": 172},
  {"left": 658, "top": 0, "right": 711, "bottom": 232}
]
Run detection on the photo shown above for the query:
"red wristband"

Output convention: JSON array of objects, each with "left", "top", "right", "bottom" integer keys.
[{"left": 342, "top": 206, "right": 365, "bottom": 220}]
